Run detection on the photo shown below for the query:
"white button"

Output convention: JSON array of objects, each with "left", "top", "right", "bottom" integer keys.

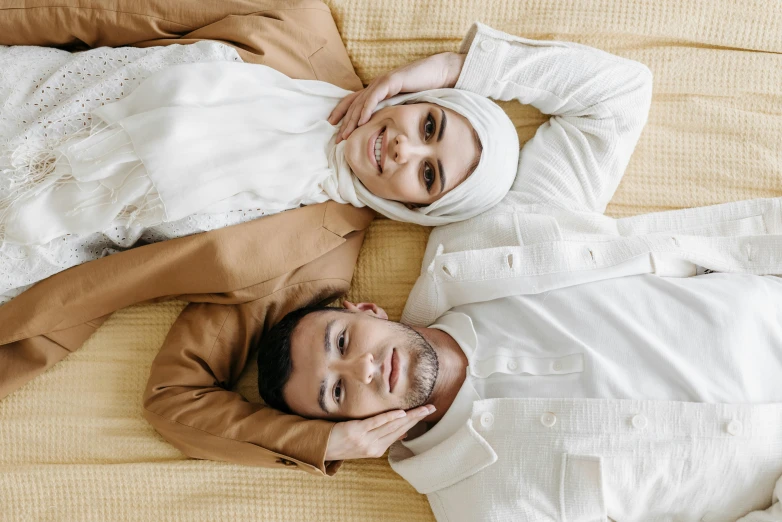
[
  {"left": 552, "top": 361, "right": 563, "bottom": 372},
  {"left": 480, "top": 412, "right": 494, "bottom": 428},
  {"left": 631, "top": 414, "right": 648, "bottom": 430},
  {"left": 726, "top": 419, "right": 743, "bottom": 436},
  {"left": 479, "top": 40, "right": 496, "bottom": 52},
  {"left": 540, "top": 412, "right": 557, "bottom": 428},
  {"left": 507, "top": 360, "right": 518, "bottom": 371}
]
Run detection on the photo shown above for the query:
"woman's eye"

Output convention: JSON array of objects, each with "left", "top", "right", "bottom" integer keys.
[
  {"left": 338, "top": 333, "right": 345, "bottom": 354},
  {"left": 423, "top": 163, "right": 435, "bottom": 190},
  {"left": 334, "top": 381, "right": 342, "bottom": 401},
  {"left": 424, "top": 114, "right": 435, "bottom": 140}
]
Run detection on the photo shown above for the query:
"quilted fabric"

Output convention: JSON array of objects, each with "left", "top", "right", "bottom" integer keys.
[{"left": 2, "top": 0, "right": 782, "bottom": 519}]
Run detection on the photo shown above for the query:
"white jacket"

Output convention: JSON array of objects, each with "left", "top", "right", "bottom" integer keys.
[
  {"left": 401, "top": 23, "right": 782, "bottom": 328},
  {"left": 389, "top": 399, "right": 782, "bottom": 521},
  {"left": 392, "top": 24, "right": 782, "bottom": 521}
]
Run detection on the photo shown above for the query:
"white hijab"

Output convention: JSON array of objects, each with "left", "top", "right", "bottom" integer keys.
[{"left": 2, "top": 61, "right": 519, "bottom": 244}]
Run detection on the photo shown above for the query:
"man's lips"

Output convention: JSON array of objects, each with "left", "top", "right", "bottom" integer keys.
[{"left": 389, "top": 348, "right": 399, "bottom": 394}]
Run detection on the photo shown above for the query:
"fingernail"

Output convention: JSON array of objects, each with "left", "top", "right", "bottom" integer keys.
[
  {"left": 429, "top": 406, "right": 437, "bottom": 413},
  {"left": 397, "top": 411, "right": 407, "bottom": 418}
]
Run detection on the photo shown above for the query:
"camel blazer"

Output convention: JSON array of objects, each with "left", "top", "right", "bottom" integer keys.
[{"left": 0, "top": 0, "right": 372, "bottom": 476}]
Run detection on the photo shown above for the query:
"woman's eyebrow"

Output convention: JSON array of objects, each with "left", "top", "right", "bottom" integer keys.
[
  {"left": 437, "top": 109, "right": 447, "bottom": 142},
  {"left": 436, "top": 109, "right": 447, "bottom": 193}
]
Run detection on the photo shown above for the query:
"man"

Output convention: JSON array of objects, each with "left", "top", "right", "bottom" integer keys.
[
  {"left": 253, "top": 22, "right": 782, "bottom": 521},
  {"left": 257, "top": 283, "right": 782, "bottom": 521}
]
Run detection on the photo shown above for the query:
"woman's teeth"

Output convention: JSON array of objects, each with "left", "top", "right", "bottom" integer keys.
[{"left": 374, "top": 131, "right": 384, "bottom": 168}]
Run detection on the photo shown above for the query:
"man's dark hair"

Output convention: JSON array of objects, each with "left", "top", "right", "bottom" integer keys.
[{"left": 256, "top": 305, "right": 344, "bottom": 414}]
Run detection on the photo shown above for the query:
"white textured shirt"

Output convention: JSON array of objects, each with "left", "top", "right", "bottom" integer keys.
[
  {"left": 405, "top": 272, "right": 782, "bottom": 454},
  {"left": 391, "top": 22, "right": 782, "bottom": 522}
]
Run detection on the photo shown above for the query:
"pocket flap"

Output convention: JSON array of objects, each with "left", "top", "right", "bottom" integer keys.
[{"left": 560, "top": 454, "right": 607, "bottom": 522}]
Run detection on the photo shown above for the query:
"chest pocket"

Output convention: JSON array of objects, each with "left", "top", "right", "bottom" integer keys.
[
  {"left": 515, "top": 213, "right": 563, "bottom": 245},
  {"left": 470, "top": 354, "right": 584, "bottom": 378},
  {"left": 560, "top": 454, "right": 607, "bottom": 522}
]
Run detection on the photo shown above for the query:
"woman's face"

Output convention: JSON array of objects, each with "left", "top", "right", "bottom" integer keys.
[{"left": 343, "top": 102, "right": 480, "bottom": 206}]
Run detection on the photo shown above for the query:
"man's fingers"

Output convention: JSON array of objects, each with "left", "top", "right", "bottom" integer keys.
[
  {"left": 358, "top": 85, "right": 388, "bottom": 126},
  {"left": 339, "top": 92, "right": 365, "bottom": 140},
  {"left": 328, "top": 91, "right": 360, "bottom": 124}
]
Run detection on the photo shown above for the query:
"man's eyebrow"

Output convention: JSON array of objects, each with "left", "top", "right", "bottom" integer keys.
[
  {"left": 318, "top": 380, "right": 328, "bottom": 414},
  {"left": 318, "top": 319, "right": 336, "bottom": 414}
]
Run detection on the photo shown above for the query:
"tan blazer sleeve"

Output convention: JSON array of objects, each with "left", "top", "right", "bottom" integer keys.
[
  {"left": 142, "top": 230, "right": 366, "bottom": 476},
  {"left": 0, "top": 0, "right": 362, "bottom": 90}
]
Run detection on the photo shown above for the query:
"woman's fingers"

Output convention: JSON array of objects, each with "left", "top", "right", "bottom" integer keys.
[
  {"left": 371, "top": 405, "right": 434, "bottom": 439},
  {"left": 363, "top": 409, "right": 408, "bottom": 431}
]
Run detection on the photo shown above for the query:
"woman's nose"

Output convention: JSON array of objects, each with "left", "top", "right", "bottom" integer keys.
[{"left": 391, "top": 135, "right": 422, "bottom": 165}]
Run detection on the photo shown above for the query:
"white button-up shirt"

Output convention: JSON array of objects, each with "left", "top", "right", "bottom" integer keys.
[
  {"left": 394, "top": 275, "right": 782, "bottom": 521},
  {"left": 401, "top": 23, "right": 782, "bottom": 329},
  {"left": 390, "top": 22, "right": 782, "bottom": 522}
]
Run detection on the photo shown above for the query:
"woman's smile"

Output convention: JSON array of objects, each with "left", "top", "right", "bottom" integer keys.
[{"left": 366, "top": 125, "right": 387, "bottom": 173}]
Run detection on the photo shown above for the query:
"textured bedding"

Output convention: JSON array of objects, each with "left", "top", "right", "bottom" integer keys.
[{"left": 2, "top": 0, "right": 782, "bottom": 520}]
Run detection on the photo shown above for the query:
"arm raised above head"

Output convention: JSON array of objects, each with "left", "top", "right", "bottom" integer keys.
[
  {"left": 142, "top": 228, "right": 367, "bottom": 476},
  {"left": 455, "top": 22, "right": 653, "bottom": 214}
]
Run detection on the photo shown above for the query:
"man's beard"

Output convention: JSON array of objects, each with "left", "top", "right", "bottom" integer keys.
[{"left": 394, "top": 323, "right": 439, "bottom": 409}]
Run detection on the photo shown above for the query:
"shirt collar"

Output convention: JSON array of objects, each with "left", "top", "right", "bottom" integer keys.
[{"left": 401, "top": 312, "right": 480, "bottom": 456}]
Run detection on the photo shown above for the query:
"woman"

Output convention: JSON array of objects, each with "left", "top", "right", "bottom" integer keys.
[{"left": 0, "top": 42, "right": 518, "bottom": 303}]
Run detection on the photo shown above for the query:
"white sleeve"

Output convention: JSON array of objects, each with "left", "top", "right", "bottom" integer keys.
[
  {"left": 735, "top": 473, "right": 782, "bottom": 521},
  {"left": 454, "top": 22, "right": 653, "bottom": 213}
]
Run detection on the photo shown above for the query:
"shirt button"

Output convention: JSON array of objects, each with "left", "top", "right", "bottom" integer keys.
[
  {"left": 507, "top": 360, "right": 518, "bottom": 371},
  {"left": 540, "top": 412, "right": 557, "bottom": 428},
  {"left": 480, "top": 412, "right": 494, "bottom": 428},
  {"left": 631, "top": 414, "right": 648, "bottom": 430},
  {"left": 479, "top": 40, "right": 496, "bottom": 52},
  {"left": 726, "top": 419, "right": 743, "bottom": 436},
  {"left": 552, "top": 361, "right": 563, "bottom": 372}
]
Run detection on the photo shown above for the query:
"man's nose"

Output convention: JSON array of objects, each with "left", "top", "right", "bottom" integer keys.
[{"left": 347, "top": 352, "right": 375, "bottom": 385}]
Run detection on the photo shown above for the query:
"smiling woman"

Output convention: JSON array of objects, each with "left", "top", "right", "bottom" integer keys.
[
  {"left": 340, "top": 86, "right": 519, "bottom": 225},
  {"left": 344, "top": 103, "right": 483, "bottom": 208}
]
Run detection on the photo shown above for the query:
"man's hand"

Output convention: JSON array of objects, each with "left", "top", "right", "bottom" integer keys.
[
  {"left": 328, "top": 52, "right": 466, "bottom": 143},
  {"left": 325, "top": 405, "right": 436, "bottom": 461}
]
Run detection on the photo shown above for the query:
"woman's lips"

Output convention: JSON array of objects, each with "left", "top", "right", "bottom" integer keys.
[
  {"left": 389, "top": 348, "right": 399, "bottom": 394},
  {"left": 367, "top": 127, "right": 382, "bottom": 173}
]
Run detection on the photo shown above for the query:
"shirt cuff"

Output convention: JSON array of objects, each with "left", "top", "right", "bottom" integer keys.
[{"left": 454, "top": 22, "right": 506, "bottom": 96}]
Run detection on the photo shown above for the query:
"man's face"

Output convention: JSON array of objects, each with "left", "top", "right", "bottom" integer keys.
[{"left": 283, "top": 305, "right": 438, "bottom": 420}]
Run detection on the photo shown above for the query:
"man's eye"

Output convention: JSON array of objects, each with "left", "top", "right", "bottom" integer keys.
[
  {"left": 338, "top": 333, "right": 345, "bottom": 354},
  {"left": 424, "top": 113, "right": 435, "bottom": 140},
  {"left": 334, "top": 380, "right": 343, "bottom": 401},
  {"left": 423, "top": 163, "right": 435, "bottom": 190}
]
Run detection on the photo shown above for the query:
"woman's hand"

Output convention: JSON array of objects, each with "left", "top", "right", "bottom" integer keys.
[
  {"left": 328, "top": 52, "right": 466, "bottom": 143},
  {"left": 325, "top": 404, "right": 436, "bottom": 461}
]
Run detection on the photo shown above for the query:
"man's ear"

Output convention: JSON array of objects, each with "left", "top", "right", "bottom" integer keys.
[{"left": 343, "top": 300, "right": 389, "bottom": 320}]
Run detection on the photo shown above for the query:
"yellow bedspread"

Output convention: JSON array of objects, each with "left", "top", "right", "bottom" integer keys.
[{"left": 2, "top": 0, "right": 782, "bottom": 519}]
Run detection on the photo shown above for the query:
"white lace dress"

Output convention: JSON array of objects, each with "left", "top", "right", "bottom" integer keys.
[{"left": 0, "top": 42, "right": 276, "bottom": 305}]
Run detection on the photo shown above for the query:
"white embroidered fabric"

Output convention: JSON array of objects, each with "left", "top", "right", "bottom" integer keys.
[{"left": 0, "top": 43, "right": 277, "bottom": 305}]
